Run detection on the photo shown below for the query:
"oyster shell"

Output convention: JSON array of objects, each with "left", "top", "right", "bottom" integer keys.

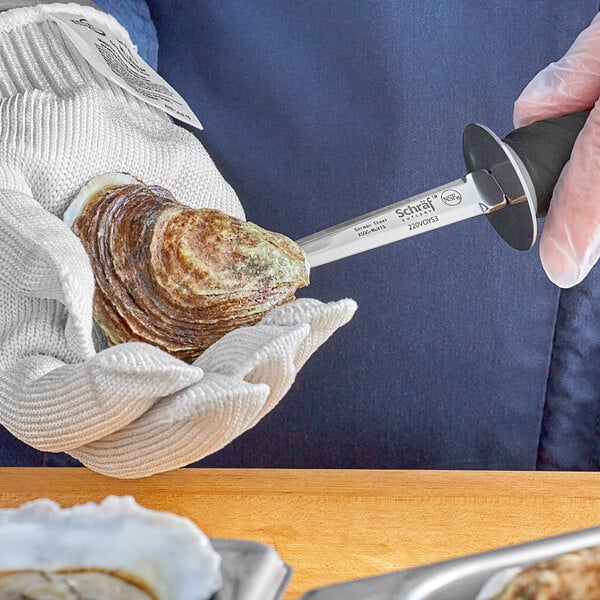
[
  {"left": 65, "top": 173, "right": 309, "bottom": 362},
  {"left": 0, "top": 495, "right": 221, "bottom": 600},
  {"left": 476, "top": 545, "right": 600, "bottom": 599}
]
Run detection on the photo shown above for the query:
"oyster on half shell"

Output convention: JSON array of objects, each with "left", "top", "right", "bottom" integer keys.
[
  {"left": 64, "top": 173, "right": 309, "bottom": 362},
  {"left": 0, "top": 495, "right": 221, "bottom": 600},
  {"left": 476, "top": 545, "right": 600, "bottom": 600}
]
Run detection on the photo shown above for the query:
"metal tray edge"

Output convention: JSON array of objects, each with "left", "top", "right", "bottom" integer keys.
[{"left": 299, "top": 524, "right": 600, "bottom": 600}]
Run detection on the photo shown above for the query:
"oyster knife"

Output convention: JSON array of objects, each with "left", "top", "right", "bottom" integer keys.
[{"left": 297, "top": 111, "right": 588, "bottom": 268}]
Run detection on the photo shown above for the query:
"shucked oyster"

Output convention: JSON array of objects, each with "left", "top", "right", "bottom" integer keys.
[
  {"left": 476, "top": 545, "right": 600, "bottom": 599},
  {"left": 64, "top": 173, "right": 309, "bottom": 362},
  {"left": 0, "top": 496, "right": 221, "bottom": 599}
]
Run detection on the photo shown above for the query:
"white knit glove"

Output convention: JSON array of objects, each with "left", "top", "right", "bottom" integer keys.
[{"left": 0, "top": 3, "right": 356, "bottom": 478}]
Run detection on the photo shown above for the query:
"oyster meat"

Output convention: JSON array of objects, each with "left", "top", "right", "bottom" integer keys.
[
  {"left": 477, "top": 545, "right": 600, "bottom": 599},
  {"left": 65, "top": 173, "right": 309, "bottom": 362},
  {"left": 0, "top": 496, "right": 221, "bottom": 600}
]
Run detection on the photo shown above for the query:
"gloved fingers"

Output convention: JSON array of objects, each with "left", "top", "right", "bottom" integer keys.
[
  {"left": 197, "top": 299, "right": 357, "bottom": 375},
  {"left": 261, "top": 298, "right": 358, "bottom": 370},
  {"left": 86, "top": 107, "right": 246, "bottom": 221},
  {"left": 151, "top": 126, "right": 245, "bottom": 220},
  {"left": 539, "top": 100, "right": 600, "bottom": 288},
  {"left": 258, "top": 298, "right": 356, "bottom": 428},
  {"left": 71, "top": 298, "right": 358, "bottom": 479},
  {"left": 68, "top": 372, "right": 269, "bottom": 478},
  {"left": 0, "top": 167, "right": 95, "bottom": 358},
  {"left": 0, "top": 342, "right": 203, "bottom": 452},
  {"left": 196, "top": 298, "right": 356, "bottom": 428},
  {"left": 514, "top": 12, "right": 600, "bottom": 128},
  {"left": 20, "top": 94, "right": 245, "bottom": 223},
  {"left": 196, "top": 322, "right": 310, "bottom": 428}
]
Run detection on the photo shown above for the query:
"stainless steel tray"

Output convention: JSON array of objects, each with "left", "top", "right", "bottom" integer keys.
[
  {"left": 211, "top": 539, "right": 292, "bottom": 600},
  {"left": 300, "top": 526, "right": 600, "bottom": 599}
]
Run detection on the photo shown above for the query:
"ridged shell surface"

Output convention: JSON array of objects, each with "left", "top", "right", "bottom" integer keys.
[{"left": 70, "top": 174, "right": 309, "bottom": 362}]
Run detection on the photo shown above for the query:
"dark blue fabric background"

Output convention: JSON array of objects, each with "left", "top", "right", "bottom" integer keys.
[
  {"left": 538, "top": 268, "right": 600, "bottom": 470},
  {"left": 2, "top": 1, "right": 599, "bottom": 470}
]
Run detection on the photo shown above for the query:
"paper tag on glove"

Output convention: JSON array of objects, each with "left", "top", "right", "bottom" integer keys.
[{"left": 47, "top": 9, "right": 203, "bottom": 130}]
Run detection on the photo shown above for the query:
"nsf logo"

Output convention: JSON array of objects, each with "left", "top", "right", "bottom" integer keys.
[{"left": 441, "top": 189, "right": 462, "bottom": 206}]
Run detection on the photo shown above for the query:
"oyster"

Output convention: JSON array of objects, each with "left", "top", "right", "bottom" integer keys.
[
  {"left": 0, "top": 496, "right": 221, "bottom": 600},
  {"left": 65, "top": 173, "right": 309, "bottom": 362},
  {"left": 476, "top": 545, "right": 600, "bottom": 599}
]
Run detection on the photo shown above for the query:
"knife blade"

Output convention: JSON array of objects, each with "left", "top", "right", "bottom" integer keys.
[{"left": 297, "top": 111, "right": 589, "bottom": 268}]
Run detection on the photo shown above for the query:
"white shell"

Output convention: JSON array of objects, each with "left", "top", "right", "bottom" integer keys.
[
  {"left": 63, "top": 172, "right": 139, "bottom": 228},
  {"left": 0, "top": 495, "right": 221, "bottom": 600}
]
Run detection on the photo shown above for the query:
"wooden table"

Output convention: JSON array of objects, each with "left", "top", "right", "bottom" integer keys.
[{"left": 0, "top": 469, "right": 599, "bottom": 598}]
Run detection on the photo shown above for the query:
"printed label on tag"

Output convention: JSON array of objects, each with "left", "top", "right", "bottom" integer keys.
[{"left": 48, "top": 10, "right": 203, "bottom": 129}]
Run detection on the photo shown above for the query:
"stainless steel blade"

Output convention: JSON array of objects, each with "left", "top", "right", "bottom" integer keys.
[{"left": 297, "top": 169, "right": 507, "bottom": 268}]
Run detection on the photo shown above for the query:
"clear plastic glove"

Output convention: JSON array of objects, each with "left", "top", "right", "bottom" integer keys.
[
  {"left": 0, "top": 4, "right": 356, "bottom": 477},
  {"left": 514, "top": 12, "right": 600, "bottom": 288}
]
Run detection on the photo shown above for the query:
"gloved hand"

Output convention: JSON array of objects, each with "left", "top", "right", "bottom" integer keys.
[
  {"left": 514, "top": 12, "right": 600, "bottom": 288},
  {"left": 0, "top": 3, "right": 356, "bottom": 478}
]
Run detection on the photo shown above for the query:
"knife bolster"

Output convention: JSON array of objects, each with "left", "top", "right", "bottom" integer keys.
[{"left": 463, "top": 123, "right": 537, "bottom": 251}]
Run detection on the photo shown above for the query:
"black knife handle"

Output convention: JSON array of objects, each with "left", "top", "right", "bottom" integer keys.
[{"left": 502, "top": 111, "right": 589, "bottom": 217}]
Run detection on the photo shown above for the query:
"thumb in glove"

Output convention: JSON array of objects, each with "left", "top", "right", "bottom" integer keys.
[
  {"left": 514, "top": 12, "right": 600, "bottom": 288},
  {"left": 0, "top": 166, "right": 204, "bottom": 452},
  {"left": 69, "top": 297, "right": 357, "bottom": 478}
]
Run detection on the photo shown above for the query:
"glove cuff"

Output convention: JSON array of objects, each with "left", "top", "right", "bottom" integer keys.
[
  {"left": 0, "top": 3, "right": 140, "bottom": 101},
  {"left": 0, "top": 1, "right": 100, "bottom": 13}
]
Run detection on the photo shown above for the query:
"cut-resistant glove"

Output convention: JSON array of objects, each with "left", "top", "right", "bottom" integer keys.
[{"left": 0, "top": 3, "right": 356, "bottom": 478}]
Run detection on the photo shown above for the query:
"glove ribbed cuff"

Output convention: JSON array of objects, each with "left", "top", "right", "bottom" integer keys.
[
  {"left": 0, "top": 3, "right": 152, "bottom": 113},
  {"left": 0, "top": 1, "right": 100, "bottom": 13}
]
